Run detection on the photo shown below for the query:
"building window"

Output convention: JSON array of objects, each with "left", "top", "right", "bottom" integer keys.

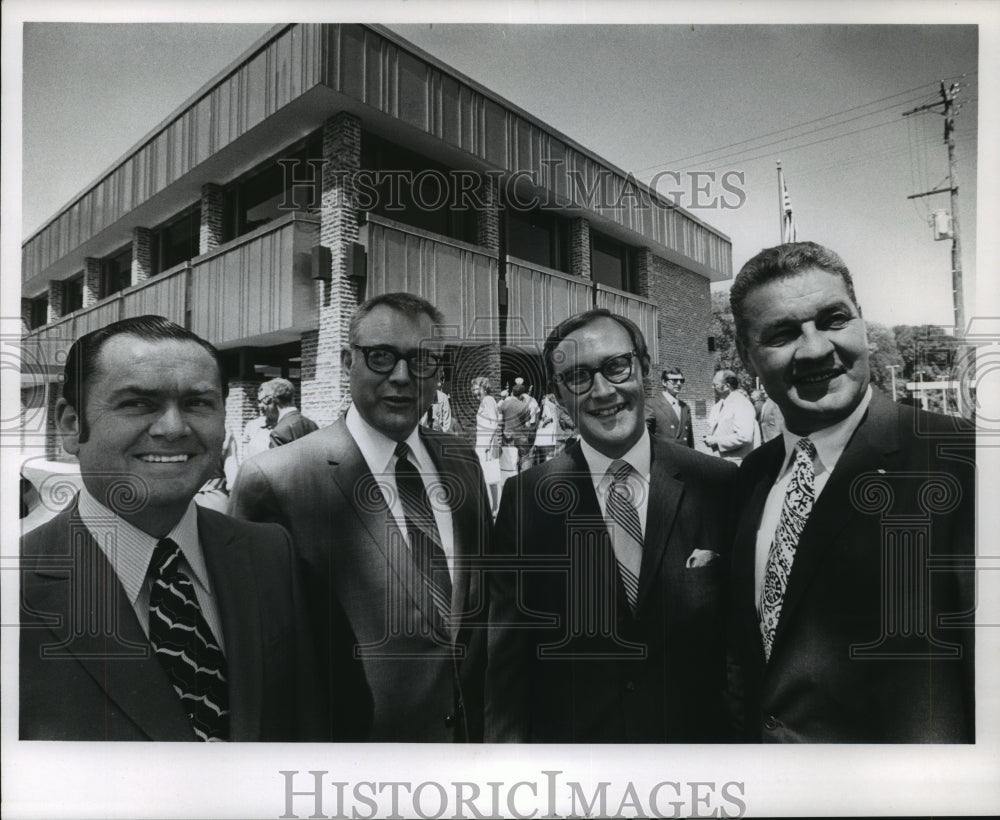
[
  {"left": 62, "top": 274, "right": 84, "bottom": 315},
  {"left": 360, "top": 133, "right": 477, "bottom": 245},
  {"left": 153, "top": 207, "right": 201, "bottom": 274},
  {"left": 505, "top": 207, "right": 569, "bottom": 272},
  {"left": 223, "top": 133, "right": 322, "bottom": 241},
  {"left": 28, "top": 296, "right": 48, "bottom": 329},
  {"left": 101, "top": 245, "right": 133, "bottom": 298},
  {"left": 591, "top": 231, "right": 637, "bottom": 293}
]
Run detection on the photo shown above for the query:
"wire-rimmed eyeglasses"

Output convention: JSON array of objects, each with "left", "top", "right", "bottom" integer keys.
[
  {"left": 351, "top": 344, "right": 442, "bottom": 378},
  {"left": 553, "top": 351, "right": 637, "bottom": 395}
]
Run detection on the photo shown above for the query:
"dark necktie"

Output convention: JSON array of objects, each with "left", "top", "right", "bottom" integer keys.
[
  {"left": 760, "top": 437, "right": 817, "bottom": 661},
  {"left": 605, "top": 460, "right": 644, "bottom": 612},
  {"left": 394, "top": 441, "right": 453, "bottom": 617},
  {"left": 148, "top": 538, "right": 229, "bottom": 741}
]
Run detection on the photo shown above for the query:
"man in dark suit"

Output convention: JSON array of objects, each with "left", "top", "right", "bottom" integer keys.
[
  {"left": 229, "top": 292, "right": 491, "bottom": 742},
  {"left": 729, "top": 242, "right": 975, "bottom": 742},
  {"left": 20, "top": 316, "right": 325, "bottom": 741},
  {"left": 645, "top": 366, "right": 694, "bottom": 447},
  {"left": 258, "top": 377, "right": 319, "bottom": 448},
  {"left": 485, "top": 309, "right": 736, "bottom": 742}
]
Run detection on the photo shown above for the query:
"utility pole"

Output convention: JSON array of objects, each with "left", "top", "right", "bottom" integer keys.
[
  {"left": 904, "top": 81, "right": 965, "bottom": 340},
  {"left": 887, "top": 364, "right": 900, "bottom": 401}
]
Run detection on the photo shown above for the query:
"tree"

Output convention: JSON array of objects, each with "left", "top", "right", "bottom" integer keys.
[
  {"left": 866, "top": 322, "right": 903, "bottom": 399},
  {"left": 709, "top": 290, "right": 753, "bottom": 391},
  {"left": 892, "top": 324, "right": 959, "bottom": 413}
]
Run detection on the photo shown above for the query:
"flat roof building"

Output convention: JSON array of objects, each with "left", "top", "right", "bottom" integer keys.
[{"left": 21, "top": 23, "right": 732, "bottom": 458}]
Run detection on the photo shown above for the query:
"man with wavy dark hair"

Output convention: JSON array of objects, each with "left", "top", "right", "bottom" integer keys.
[
  {"left": 729, "top": 242, "right": 974, "bottom": 742},
  {"left": 20, "top": 315, "right": 325, "bottom": 741},
  {"left": 485, "top": 308, "right": 736, "bottom": 742}
]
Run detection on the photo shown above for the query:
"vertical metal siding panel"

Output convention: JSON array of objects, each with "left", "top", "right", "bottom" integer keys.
[{"left": 340, "top": 25, "right": 365, "bottom": 101}]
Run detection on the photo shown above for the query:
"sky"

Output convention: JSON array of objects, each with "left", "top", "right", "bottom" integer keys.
[{"left": 9, "top": 6, "right": 997, "bottom": 334}]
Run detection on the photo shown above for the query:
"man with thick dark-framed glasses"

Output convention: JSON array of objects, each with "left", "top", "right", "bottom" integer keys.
[
  {"left": 229, "top": 292, "right": 491, "bottom": 742},
  {"left": 485, "top": 308, "right": 737, "bottom": 742}
]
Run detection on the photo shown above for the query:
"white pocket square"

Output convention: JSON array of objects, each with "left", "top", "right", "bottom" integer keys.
[{"left": 685, "top": 549, "right": 719, "bottom": 568}]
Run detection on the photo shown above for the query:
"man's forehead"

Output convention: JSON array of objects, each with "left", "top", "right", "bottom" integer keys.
[
  {"left": 355, "top": 306, "right": 436, "bottom": 341},
  {"left": 93, "top": 335, "right": 221, "bottom": 387},
  {"left": 556, "top": 318, "right": 630, "bottom": 361}
]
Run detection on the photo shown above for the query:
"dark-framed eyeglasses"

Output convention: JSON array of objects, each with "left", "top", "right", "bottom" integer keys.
[
  {"left": 554, "top": 351, "right": 637, "bottom": 395},
  {"left": 665, "top": 377, "right": 685, "bottom": 385},
  {"left": 351, "top": 344, "right": 442, "bottom": 378}
]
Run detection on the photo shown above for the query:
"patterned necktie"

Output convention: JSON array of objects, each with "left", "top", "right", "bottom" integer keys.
[
  {"left": 394, "top": 441, "right": 453, "bottom": 617},
  {"left": 760, "top": 437, "right": 817, "bottom": 661},
  {"left": 605, "top": 460, "right": 645, "bottom": 612},
  {"left": 148, "top": 538, "right": 229, "bottom": 741}
]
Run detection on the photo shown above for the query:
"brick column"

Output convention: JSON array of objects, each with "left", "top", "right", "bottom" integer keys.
[
  {"left": 225, "top": 378, "right": 263, "bottom": 457},
  {"left": 133, "top": 227, "right": 153, "bottom": 284},
  {"left": 300, "top": 112, "right": 362, "bottom": 427},
  {"left": 570, "top": 217, "right": 592, "bottom": 280},
  {"left": 47, "top": 281, "right": 65, "bottom": 322},
  {"left": 647, "top": 253, "right": 714, "bottom": 447},
  {"left": 200, "top": 183, "right": 225, "bottom": 254},
  {"left": 21, "top": 298, "right": 33, "bottom": 333},
  {"left": 83, "top": 257, "right": 101, "bottom": 306},
  {"left": 475, "top": 177, "right": 500, "bottom": 254},
  {"left": 636, "top": 247, "right": 653, "bottom": 300}
]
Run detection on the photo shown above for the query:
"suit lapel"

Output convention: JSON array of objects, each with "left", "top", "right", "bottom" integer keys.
[
  {"left": 422, "top": 430, "right": 480, "bottom": 640},
  {"left": 638, "top": 441, "right": 684, "bottom": 611},
  {"left": 199, "top": 507, "right": 262, "bottom": 741},
  {"left": 24, "top": 508, "right": 193, "bottom": 739},
  {"left": 770, "top": 395, "right": 900, "bottom": 658},
  {"left": 327, "top": 422, "right": 451, "bottom": 642}
]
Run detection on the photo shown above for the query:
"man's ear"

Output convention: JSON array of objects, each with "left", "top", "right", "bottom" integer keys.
[
  {"left": 639, "top": 354, "right": 652, "bottom": 379},
  {"left": 54, "top": 398, "right": 81, "bottom": 455},
  {"left": 341, "top": 347, "right": 354, "bottom": 371}
]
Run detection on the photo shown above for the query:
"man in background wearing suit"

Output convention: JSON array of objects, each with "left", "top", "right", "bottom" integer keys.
[
  {"left": 230, "top": 292, "right": 491, "bottom": 742},
  {"left": 486, "top": 309, "right": 736, "bottom": 742},
  {"left": 729, "top": 242, "right": 975, "bottom": 742},
  {"left": 20, "top": 316, "right": 325, "bottom": 741},
  {"left": 258, "top": 377, "right": 319, "bottom": 448},
  {"left": 645, "top": 366, "right": 694, "bottom": 447}
]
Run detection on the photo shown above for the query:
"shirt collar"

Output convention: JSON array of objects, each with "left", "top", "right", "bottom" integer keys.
[
  {"left": 76, "top": 484, "right": 208, "bottom": 606},
  {"left": 579, "top": 427, "right": 652, "bottom": 483},
  {"left": 345, "top": 404, "right": 431, "bottom": 474},
  {"left": 778, "top": 385, "right": 873, "bottom": 476}
]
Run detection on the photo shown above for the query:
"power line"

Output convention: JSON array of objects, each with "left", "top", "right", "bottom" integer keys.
[{"left": 645, "top": 75, "right": 974, "bottom": 171}]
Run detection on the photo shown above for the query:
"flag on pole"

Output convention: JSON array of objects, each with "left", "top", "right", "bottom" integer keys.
[{"left": 778, "top": 163, "right": 798, "bottom": 244}]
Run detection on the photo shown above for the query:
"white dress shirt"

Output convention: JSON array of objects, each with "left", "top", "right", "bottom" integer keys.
[
  {"left": 77, "top": 485, "right": 226, "bottom": 652},
  {"left": 579, "top": 429, "right": 652, "bottom": 538},
  {"left": 754, "top": 386, "right": 873, "bottom": 609},
  {"left": 345, "top": 405, "right": 455, "bottom": 577}
]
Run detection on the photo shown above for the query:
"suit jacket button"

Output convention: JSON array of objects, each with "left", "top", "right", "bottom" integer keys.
[
  {"left": 445, "top": 714, "right": 455, "bottom": 727},
  {"left": 763, "top": 715, "right": 781, "bottom": 730},
  {"left": 625, "top": 680, "right": 636, "bottom": 692}
]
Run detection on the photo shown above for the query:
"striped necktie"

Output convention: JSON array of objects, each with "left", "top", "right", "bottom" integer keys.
[
  {"left": 760, "top": 437, "right": 817, "bottom": 661},
  {"left": 395, "top": 441, "right": 453, "bottom": 618},
  {"left": 605, "top": 460, "right": 644, "bottom": 612},
  {"left": 148, "top": 538, "right": 229, "bottom": 741}
]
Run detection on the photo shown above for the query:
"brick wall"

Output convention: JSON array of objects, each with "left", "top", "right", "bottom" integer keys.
[
  {"left": 301, "top": 112, "right": 362, "bottom": 427},
  {"left": 47, "top": 280, "right": 65, "bottom": 322},
  {"left": 83, "top": 257, "right": 101, "bottom": 306},
  {"left": 646, "top": 253, "right": 716, "bottom": 450},
  {"left": 570, "top": 217, "right": 592, "bottom": 280},
  {"left": 200, "top": 183, "right": 225, "bottom": 254},
  {"left": 475, "top": 178, "right": 500, "bottom": 253},
  {"left": 133, "top": 227, "right": 153, "bottom": 284}
]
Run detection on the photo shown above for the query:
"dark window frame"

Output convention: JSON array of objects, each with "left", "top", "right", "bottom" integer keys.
[{"left": 590, "top": 230, "right": 638, "bottom": 294}]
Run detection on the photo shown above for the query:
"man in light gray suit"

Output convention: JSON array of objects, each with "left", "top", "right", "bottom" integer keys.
[{"left": 230, "top": 292, "right": 491, "bottom": 741}]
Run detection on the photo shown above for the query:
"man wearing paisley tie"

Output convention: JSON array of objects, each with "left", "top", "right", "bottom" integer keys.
[
  {"left": 20, "top": 316, "right": 325, "bottom": 741},
  {"left": 729, "top": 242, "right": 975, "bottom": 742},
  {"left": 485, "top": 308, "right": 736, "bottom": 742}
]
